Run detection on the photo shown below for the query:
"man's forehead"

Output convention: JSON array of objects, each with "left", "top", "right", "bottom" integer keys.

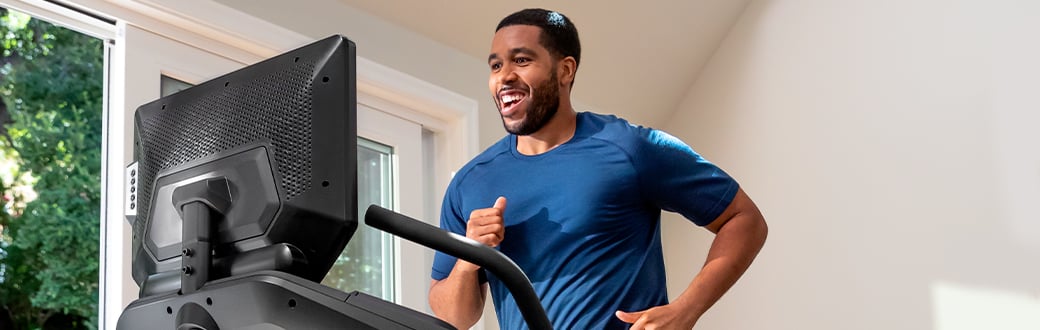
[{"left": 490, "top": 25, "right": 543, "bottom": 52}]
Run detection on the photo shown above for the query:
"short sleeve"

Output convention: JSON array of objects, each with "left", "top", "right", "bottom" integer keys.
[
  {"left": 431, "top": 182, "right": 466, "bottom": 280},
  {"left": 634, "top": 128, "right": 739, "bottom": 226}
]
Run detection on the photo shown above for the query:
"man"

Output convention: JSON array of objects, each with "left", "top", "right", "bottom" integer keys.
[{"left": 429, "top": 8, "right": 767, "bottom": 330}]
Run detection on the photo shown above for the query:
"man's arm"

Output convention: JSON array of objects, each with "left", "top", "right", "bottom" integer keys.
[
  {"left": 429, "top": 197, "right": 508, "bottom": 329},
  {"left": 617, "top": 187, "right": 767, "bottom": 329},
  {"left": 429, "top": 266, "right": 488, "bottom": 329}
]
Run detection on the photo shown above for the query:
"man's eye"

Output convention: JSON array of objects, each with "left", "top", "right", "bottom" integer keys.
[
  {"left": 515, "top": 58, "right": 530, "bottom": 64},
  {"left": 490, "top": 63, "right": 502, "bottom": 70}
]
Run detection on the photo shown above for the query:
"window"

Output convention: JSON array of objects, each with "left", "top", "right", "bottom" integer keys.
[
  {"left": 322, "top": 138, "right": 396, "bottom": 299},
  {"left": 0, "top": 3, "right": 111, "bottom": 329}
]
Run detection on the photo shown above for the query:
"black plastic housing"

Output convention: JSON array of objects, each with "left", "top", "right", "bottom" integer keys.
[
  {"left": 117, "top": 270, "right": 454, "bottom": 329},
  {"left": 130, "top": 35, "right": 358, "bottom": 295}
]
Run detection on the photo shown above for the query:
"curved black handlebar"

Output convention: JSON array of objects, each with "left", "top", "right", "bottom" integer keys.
[{"left": 364, "top": 205, "right": 552, "bottom": 330}]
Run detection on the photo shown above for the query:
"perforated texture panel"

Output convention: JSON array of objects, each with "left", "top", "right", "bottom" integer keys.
[{"left": 135, "top": 60, "right": 317, "bottom": 232}]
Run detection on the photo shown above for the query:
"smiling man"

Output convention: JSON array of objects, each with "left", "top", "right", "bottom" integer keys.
[{"left": 428, "top": 8, "right": 768, "bottom": 330}]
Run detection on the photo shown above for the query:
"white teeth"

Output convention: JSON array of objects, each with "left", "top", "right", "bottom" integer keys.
[{"left": 501, "top": 94, "right": 523, "bottom": 104}]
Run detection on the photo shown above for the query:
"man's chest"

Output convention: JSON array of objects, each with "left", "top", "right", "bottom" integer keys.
[{"left": 460, "top": 150, "right": 649, "bottom": 235}]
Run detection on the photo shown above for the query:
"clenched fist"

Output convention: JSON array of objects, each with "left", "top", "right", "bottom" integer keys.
[{"left": 466, "top": 196, "right": 507, "bottom": 248}]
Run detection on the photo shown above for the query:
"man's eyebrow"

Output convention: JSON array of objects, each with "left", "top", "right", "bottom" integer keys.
[
  {"left": 510, "top": 47, "right": 537, "bottom": 57},
  {"left": 488, "top": 47, "right": 538, "bottom": 63}
]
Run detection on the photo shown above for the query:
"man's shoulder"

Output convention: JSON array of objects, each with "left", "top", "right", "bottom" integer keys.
[
  {"left": 450, "top": 136, "right": 512, "bottom": 185},
  {"left": 579, "top": 111, "right": 701, "bottom": 165},
  {"left": 473, "top": 135, "right": 513, "bottom": 160},
  {"left": 580, "top": 112, "right": 656, "bottom": 150}
]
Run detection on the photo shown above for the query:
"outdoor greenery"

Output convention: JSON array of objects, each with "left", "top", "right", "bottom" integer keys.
[{"left": 1, "top": 7, "right": 102, "bottom": 330}]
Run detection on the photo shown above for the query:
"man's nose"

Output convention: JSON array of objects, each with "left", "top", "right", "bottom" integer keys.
[{"left": 496, "top": 67, "right": 518, "bottom": 85}]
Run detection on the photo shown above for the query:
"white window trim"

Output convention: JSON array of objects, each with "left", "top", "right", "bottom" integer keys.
[{"left": 0, "top": 0, "right": 115, "bottom": 39}]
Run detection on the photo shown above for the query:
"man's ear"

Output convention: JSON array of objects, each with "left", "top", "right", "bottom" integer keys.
[{"left": 558, "top": 56, "right": 577, "bottom": 86}]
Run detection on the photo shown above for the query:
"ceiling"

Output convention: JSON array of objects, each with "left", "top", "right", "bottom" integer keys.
[{"left": 335, "top": 0, "right": 753, "bottom": 127}]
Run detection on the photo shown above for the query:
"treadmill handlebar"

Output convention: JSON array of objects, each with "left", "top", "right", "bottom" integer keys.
[{"left": 364, "top": 205, "right": 553, "bottom": 330}]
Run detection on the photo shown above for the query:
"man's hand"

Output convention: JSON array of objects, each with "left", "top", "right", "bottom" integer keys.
[
  {"left": 616, "top": 304, "right": 697, "bottom": 330},
  {"left": 429, "top": 197, "right": 506, "bottom": 328},
  {"left": 466, "top": 196, "right": 507, "bottom": 248},
  {"left": 616, "top": 188, "right": 766, "bottom": 330}
]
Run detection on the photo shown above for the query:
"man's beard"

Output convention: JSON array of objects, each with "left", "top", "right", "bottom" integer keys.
[{"left": 500, "top": 68, "right": 560, "bottom": 136}]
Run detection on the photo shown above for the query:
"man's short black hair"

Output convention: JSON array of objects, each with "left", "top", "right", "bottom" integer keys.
[{"left": 496, "top": 8, "right": 581, "bottom": 70}]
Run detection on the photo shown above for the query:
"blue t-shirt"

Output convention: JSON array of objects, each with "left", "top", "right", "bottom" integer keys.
[{"left": 431, "top": 112, "right": 738, "bottom": 329}]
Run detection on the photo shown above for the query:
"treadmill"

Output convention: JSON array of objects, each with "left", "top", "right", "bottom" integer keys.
[{"left": 115, "top": 35, "right": 550, "bottom": 329}]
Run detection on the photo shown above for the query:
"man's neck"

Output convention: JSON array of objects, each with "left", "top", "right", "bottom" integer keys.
[{"left": 516, "top": 107, "right": 577, "bottom": 156}]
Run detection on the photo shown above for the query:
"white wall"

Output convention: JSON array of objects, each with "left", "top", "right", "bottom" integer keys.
[
  {"left": 214, "top": 0, "right": 505, "bottom": 149},
  {"left": 662, "top": 0, "right": 1040, "bottom": 329}
]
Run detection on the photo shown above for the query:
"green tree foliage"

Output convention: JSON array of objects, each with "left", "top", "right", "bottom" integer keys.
[{"left": 0, "top": 7, "right": 102, "bottom": 330}]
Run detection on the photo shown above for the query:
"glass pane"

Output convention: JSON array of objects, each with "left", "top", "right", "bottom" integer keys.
[
  {"left": 160, "top": 75, "right": 193, "bottom": 97},
  {"left": 0, "top": 8, "right": 104, "bottom": 329},
  {"left": 322, "top": 138, "right": 396, "bottom": 300}
]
